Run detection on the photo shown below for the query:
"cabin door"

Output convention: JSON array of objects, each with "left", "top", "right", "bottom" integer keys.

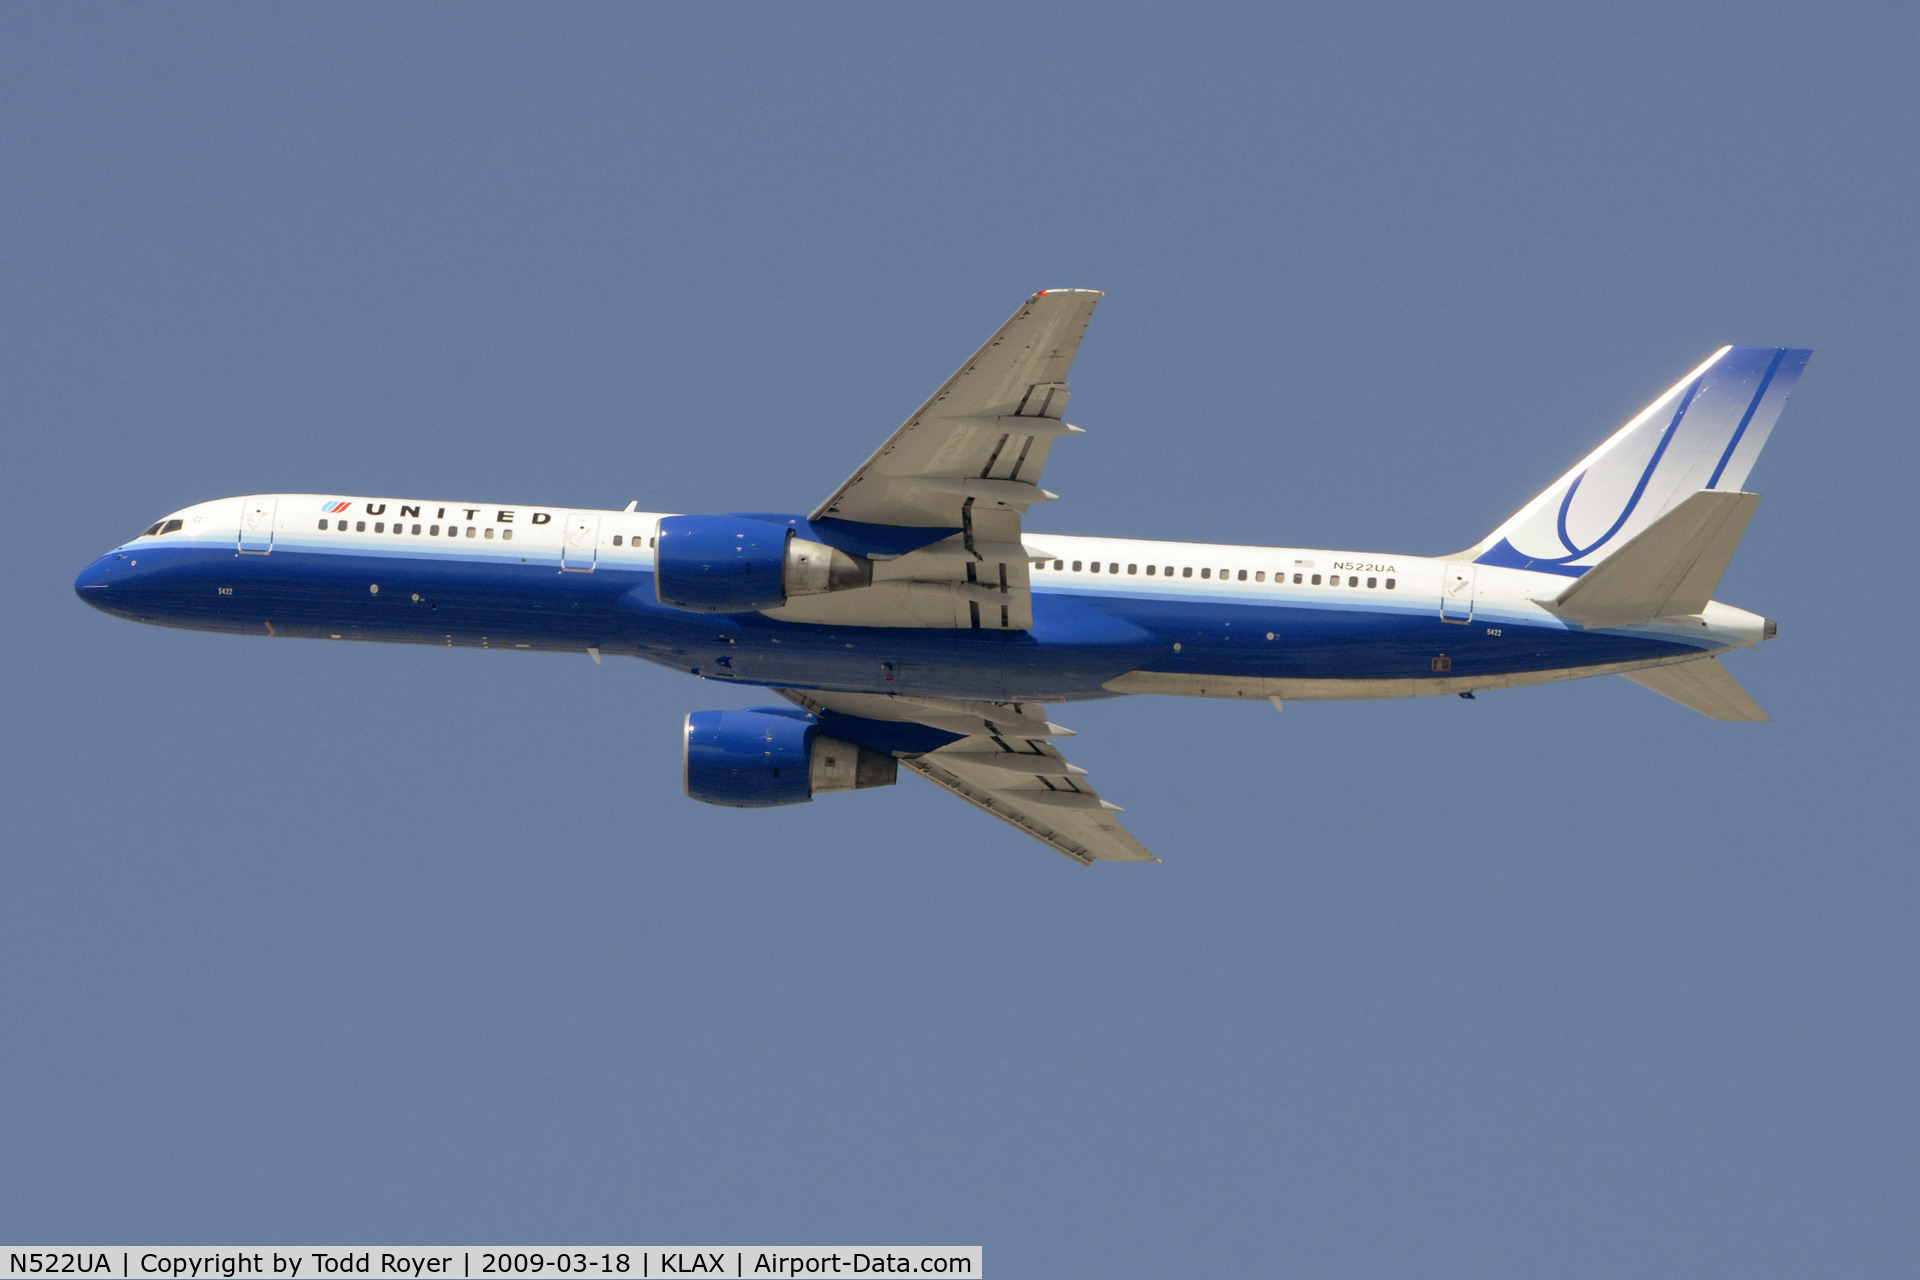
[
  {"left": 561, "top": 512, "right": 600, "bottom": 571},
  {"left": 1440, "top": 563, "right": 1476, "bottom": 623},
  {"left": 238, "top": 497, "right": 277, "bottom": 554}
]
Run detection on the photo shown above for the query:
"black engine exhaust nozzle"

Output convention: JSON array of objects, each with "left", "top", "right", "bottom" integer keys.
[{"left": 784, "top": 536, "right": 872, "bottom": 597}]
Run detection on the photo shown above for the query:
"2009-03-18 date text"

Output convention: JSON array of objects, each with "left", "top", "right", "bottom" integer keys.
[{"left": 480, "top": 1258, "right": 630, "bottom": 1276}]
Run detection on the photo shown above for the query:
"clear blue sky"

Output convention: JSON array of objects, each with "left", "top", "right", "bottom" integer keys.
[{"left": 5, "top": 5, "right": 1917, "bottom": 1274}]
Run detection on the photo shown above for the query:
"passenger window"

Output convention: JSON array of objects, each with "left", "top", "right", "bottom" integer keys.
[
  {"left": 1090, "top": 561, "right": 1101, "bottom": 573},
  {"left": 412, "top": 524, "right": 421, "bottom": 534},
  {"left": 1072, "top": 561, "right": 1083, "bottom": 571},
  {"left": 466, "top": 527, "right": 476, "bottom": 538},
  {"left": 1164, "top": 566, "right": 1173, "bottom": 576},
  {"left": 1182, "top": 567, "right": 1192, "bottom": 578},
  {"left": 1255, "top": 571, "right": 1265, "bottom": 582},
  {"left": 355, "top": 521, "right": 366, "bottom": 532},
  {"left": 1146, "top": 564, "right": 1156, "bottom": 575},
  {"left": 374, "top": 522, "right": 385, "bottom": 533},
  {"left": 1200, "top": 567, "right": 1210, "bottom": 579},
  {"left": 1108, "top": 563, "right": 1118, "bottom": 573},
  {"left": 484, "top": 528, "right": 495, "bottom": 539},
  {"left": 1367, "top": 576, "right": 1377, "bottom": 588},
  {"left": 612, "top": 535, "right": 623, "bottom": 546},
  {"left": 1053, "top": 560, "right": 1064, "bottom": 570},
  {"left": 1385, "top": 577, "right": 1395, "bottom": 589},
  {"left": 430, "top": 524, "right": 440, "bottom": 535},
  {"left": 1311, "top": 574, "right": 1321, "bottom": 585},
  {"left": 1348, "top": 576, "right": 1358, "bottom": 587},
  {"left": 1238, "top": 569, "right": 1247, "bottom": 581},
  {"left": 502, "top": 529, "right": 513, "bottom": 541},
  {"left": 1127, "top": 564, "right": 1137, "bottom": 574},
  {"left": 1293, "top": 573, "right": 1303, "bottom": 584},
  {"left": 318, "top": 520, "right": 329, "bottom": 531}
]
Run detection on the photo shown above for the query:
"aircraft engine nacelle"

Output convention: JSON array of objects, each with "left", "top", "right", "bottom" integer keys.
[
  {"left": 654, "top": 515, "right": 871, "bottom": 613},
  {"left": 683, "top": 707, "right": 897, "bottom": 808}
]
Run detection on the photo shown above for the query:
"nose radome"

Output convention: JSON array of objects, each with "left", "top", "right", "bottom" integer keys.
[{"left": 73, "top": 554, "right": 122, "bottom": 606}]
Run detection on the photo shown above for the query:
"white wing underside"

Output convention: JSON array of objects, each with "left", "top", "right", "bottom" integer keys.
[
  {"left": 777, "top": 689, "right": 1155, "bottom": 865},
  {"left": 763, "top": 291, "right": 1102, "bottom": 633}
]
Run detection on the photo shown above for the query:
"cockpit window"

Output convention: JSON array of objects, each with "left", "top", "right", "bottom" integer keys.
[
  {"left": 142, "top": 522, "right": 164, "bottom": 537},
  {"left": 160, "top": 519, "right": 183, "bottom": 534}
]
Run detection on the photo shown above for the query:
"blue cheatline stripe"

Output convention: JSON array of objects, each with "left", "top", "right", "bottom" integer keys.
[{"left": 1705, "top": 347, "right": 1786, "bottom": 490}]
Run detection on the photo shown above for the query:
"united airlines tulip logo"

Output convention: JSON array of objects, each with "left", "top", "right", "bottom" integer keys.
[{"left": 321, "top": 500, "right": 351, "bottom": 513}]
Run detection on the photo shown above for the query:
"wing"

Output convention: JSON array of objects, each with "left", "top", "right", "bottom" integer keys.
[
  {"left": 773, "top": 291, "right": 1100, "bottom": 634},
  {"left": 777, "top": 688, "right": 1156, "bottom": 866},
  {"left": 811, "top": 289, "right": 1101, "bottom": 527}
]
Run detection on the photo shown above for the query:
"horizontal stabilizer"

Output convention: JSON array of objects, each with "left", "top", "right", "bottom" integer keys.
[
  {"left": 1621, "top": 657, "right": 1768, "bottom": 722},
  {"left": 1543, "top": 490, "right": 1758, "bottom": 626}
]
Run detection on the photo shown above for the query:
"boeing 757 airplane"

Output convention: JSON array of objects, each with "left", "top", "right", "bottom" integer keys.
[{"left": 77, "top": 291, "right": 1807, "bottom": 864}]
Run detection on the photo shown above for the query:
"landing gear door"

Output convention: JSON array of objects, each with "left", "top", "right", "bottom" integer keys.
[
  {"left": 239, "top": 497, "right": 277, "bottom": 554},
  {"left": 1440, "top": 563, "right": 1475, "bottom": 623},
  {"left": 562, "top": 512, "right": 599, "bottom": 571}
]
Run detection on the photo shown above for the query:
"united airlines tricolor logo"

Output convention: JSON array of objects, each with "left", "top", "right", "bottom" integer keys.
[{"left": 320, "top": 500, "right": 350, "bottom": 513}]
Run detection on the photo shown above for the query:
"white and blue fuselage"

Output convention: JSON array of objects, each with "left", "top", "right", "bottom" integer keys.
[
  {"left": 73, "top": 293, "right": 1805, "bottom": 864},
  {"left": 74, "top": 493, "right": 1763, "bottom": 703}
]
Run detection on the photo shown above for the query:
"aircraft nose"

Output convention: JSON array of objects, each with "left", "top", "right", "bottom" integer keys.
[{"left": 73, "top": 553, "right": 126, "bottom": 608}]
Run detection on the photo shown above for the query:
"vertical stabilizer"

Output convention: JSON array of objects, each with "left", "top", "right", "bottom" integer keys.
[{"left": 1466, "top": 347, "right": 1809, "bottom": 576}]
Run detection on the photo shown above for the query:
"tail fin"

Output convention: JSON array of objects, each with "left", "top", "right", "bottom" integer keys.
[{"left": 1466, "top": 346, "right": 1810, "bottom": 576}]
